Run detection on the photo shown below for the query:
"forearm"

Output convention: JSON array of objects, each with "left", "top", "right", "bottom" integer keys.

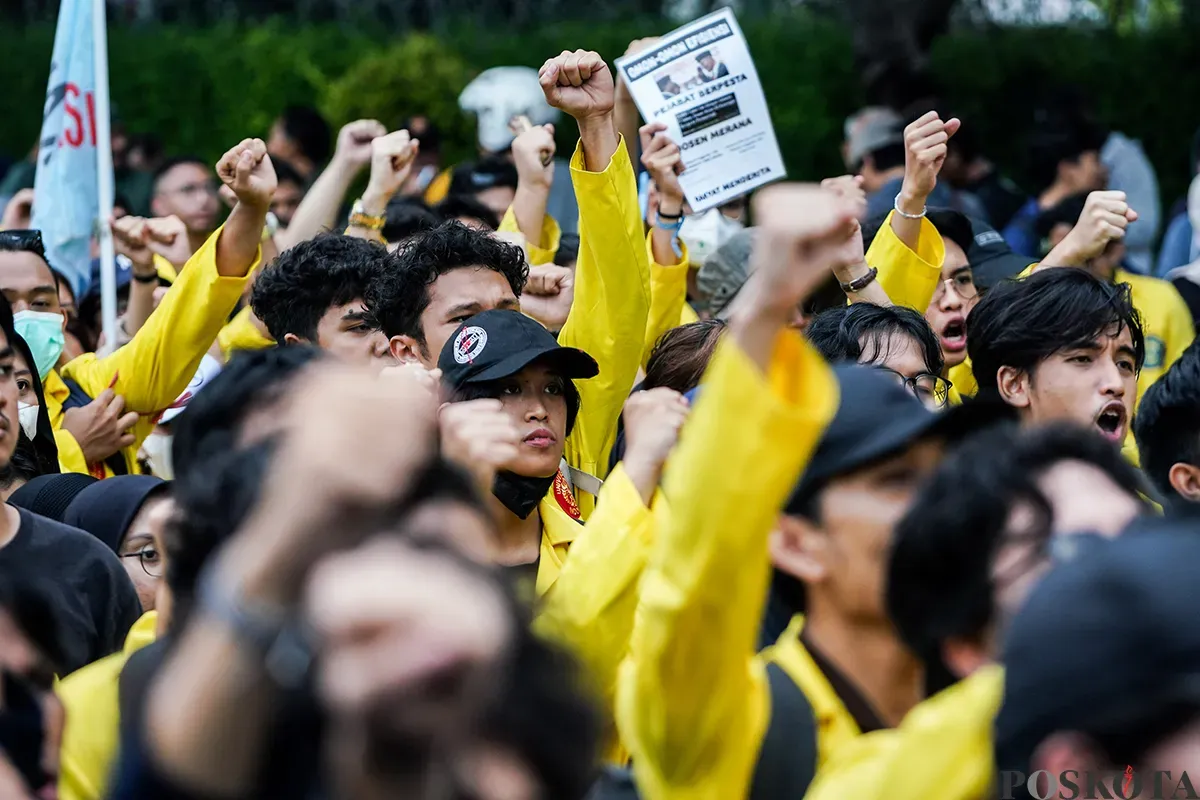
[
  {"left": 649, "top": 224, "right": 682, "bottom": 268},
  {"left": 615, "top": 95, "right": 641, "bottom": 175},
  {"left": 835, "top": 261, "right": 892, "bottom": 306},
  {"left": 512, "top": 184, "right": 552, "bottom": 250},
  {"left": 578, "top": 115, "right": 620, "bottom": 174},
  {"left": 215, "top": 202, "right": 266, "bottom": 278},
  {"left": 889, "top": 188, "right": 926, "bottom": 256},
  {"left": 274, "top": 159, "right": 358, "bottom": 251},
  {"left": 123, "top": 279, "right": 157, "bottom": 336}
]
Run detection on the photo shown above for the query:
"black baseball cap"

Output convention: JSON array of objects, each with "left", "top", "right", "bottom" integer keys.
[
  {"left": 995, "top": 520, "right": 1200, "bottom": 776},
  {"left": 784, "top": 363, "right": 1012, "bottom": 514},
  {"left": 449, "top": 157, "right": 519, "bottom": 195},
  {"left": 438, "top": 309, "right": 599, "bottom": 389},
  {"left": 967, "top": 217, "right": 1032, "bottom": 290}
]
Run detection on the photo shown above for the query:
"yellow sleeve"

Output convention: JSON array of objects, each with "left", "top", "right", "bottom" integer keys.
[
  {"left": 56, "top": 653, "right": 124, "bottom": 800},
  {"left": 153, "top": 253, "right": 178, "bottom": 284},
  {"left": 866, "top": 211, "right": 945, "bottom": 312},
  {"left": 61, "top": 225, "right": 256, "bottom": 416},
  {"left": 1160, "top": 285, "right": 1196, "bottom": 369},
  {"left": 535, "top": 464, "right": 658, "bottom": 715},
  {"left": 642, "top": 235, "right": 691, "bottom": 367},
  {"left": 423, "top": 166, "right": 453, "bottom": 205},
  {"left": 680, "top": 301, "right": 699, "bottom": 326},
  {"left": 617, "top": 332, "right": 839, "bottom": 800},
  {"left": 499, "top": 206, "right": 562, "bottom": 265},
  {"left": 217, "top": 305, "right": 275, "bottom": 360},
  {"left": 558, "top": 135, "right": 652, "bottom": 516},
  {"left": 54, "top": 428, "right": 88, "bottom": 475}
]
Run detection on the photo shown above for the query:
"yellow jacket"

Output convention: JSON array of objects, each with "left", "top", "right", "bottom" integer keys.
[
  {"left": 804, "top": 665, "right": 1004, "bottom": 800},
  {"left": 216, "top": 305, "right": 275, "bottom": 360},
  {"left": 546, "top": 136, "right": 651, "bottom": 519},
  {"left": 51, "top": 228, "right": 257, "bottom": 476},
  {"left": 57, "top": 611, "right": 158, "bottom": 800},
  {"left": 1115, "top": 268, "right": 1195, "bottom": 399},
  {"left": 642, "top": 234, "right": 692, "bottom": 367},
  {"left": 617, "top": 331, "right": 838, "bottom": 800},
  {"left": 867, "top": 211, "right": 946, "bottom": 313}
]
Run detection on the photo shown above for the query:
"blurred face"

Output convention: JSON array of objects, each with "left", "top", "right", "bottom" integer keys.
[
  {"left": 1001, "top": 326, "right": 1138, "bottom": 446},
  {"left": 493, "top": 362, "right": 568, "bottom": 479},
  {"left": 700, "top": 55, "right": 716, "bottom": 70},
  {"left": 0, "top": 331, "right": 18, "bottom": 466},
  {"left": 991, "top": 460, "right": 1140, "bottom": 630},
  {"left": 1061, "top": 150, "right": 1107, "bottom": 194},
  {"left": 393, "top": 267, "right": 519, "bottom": 367},
  {"left": 118, "top": 495, "right": 172, "bottom": 612},
  {"left": 152, "top": 162, "right": 219, "bottom": 236},
  {"left": 267, "top": 121, "right": 301, "bottom": 165},
  {"left": 777, "top": 438, "right": 945, "bottom": 622},
  {"left": 402, "top": 499, "right": 496, "bottom": 564},
  {"left": 0, "top": 252, "right": 61, "bottom": 315},
  {"left": 305, "top": 299, "right": 391, "bottom": 367},
  {"left": 271, "top": 179, "right": 304, "bottom": 227},
  {"left": 925, "top": 239, "right": 978, "bottom": 368},
  {"left": 474, "top": 187, "right": 516, "bottom": 217},
  {"left": 859, "top": 334, "right": 948, "bottom": 410}
]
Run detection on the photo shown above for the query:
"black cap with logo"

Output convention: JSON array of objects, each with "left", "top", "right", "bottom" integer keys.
[
  {"left": 438, "top": 309, "right": 599, "bottom": 389},
  {"left": 784, "top": 364, "right": 1011, "bottom": 514},
  {"left": 967, "top": 217, "right": 1033, "bottom": 290}
]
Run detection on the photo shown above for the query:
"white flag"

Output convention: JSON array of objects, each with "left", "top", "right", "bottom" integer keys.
[{"left": 31, "top": 0, "right": 108, "bottom": 299}]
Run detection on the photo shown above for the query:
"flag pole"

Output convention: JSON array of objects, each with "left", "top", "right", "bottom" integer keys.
[{"left": 92, "top": 0, "right": 117, "bottom": 350}]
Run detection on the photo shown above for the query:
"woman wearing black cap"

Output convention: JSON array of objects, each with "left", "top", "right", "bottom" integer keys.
[{"left": 439, "top": 308, "right": 598, "bottom": 597}]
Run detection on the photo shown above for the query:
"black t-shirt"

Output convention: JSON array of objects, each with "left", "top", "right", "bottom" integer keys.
[{"left": 0, "top": 507, "right": 141, "bottom": 674}]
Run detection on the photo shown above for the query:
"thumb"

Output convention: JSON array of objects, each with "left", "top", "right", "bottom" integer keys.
[
  {"left": 944, "top": 118, "right": 962, "bottom": 138},
  {"left": 235, "top": 150, "right": 254, "bottom": 184},
  {"left": 539, "top": 62, "right": 559, "bottom": 89},
  {"left": 1127, "top": 209, "right": 1139, "bottom": 223}
]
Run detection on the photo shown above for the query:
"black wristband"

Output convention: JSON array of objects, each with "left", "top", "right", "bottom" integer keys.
[
  {"left": 131, "top": 271, "right": 159, "bottom": 284},
  {"left": 656, "top": 208, "right": 683, "bottom": 221}
]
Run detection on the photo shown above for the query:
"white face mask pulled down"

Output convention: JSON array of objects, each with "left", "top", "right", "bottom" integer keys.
[
  {"left": 141, "top": 433, "right": 174, "bottom": 480},
  {"left": 16, "top": 403, "right": 38, "bottom": 440}
]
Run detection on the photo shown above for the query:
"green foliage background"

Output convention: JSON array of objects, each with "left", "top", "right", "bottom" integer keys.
[{"left": 2, "top": 16, "right": 1198, "bottom": 204}]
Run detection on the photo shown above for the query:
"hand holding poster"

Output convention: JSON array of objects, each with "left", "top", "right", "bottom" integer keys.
[{"left": 616, "top": 8, "right": 786, "bottom": 212}]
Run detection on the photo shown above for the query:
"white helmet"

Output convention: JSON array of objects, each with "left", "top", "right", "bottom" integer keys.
[{"left": 459, "top": 66, "right": 560, "bottom": 154}]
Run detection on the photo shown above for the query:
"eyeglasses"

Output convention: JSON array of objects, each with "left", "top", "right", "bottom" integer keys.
[
  {"left": 933, "top": 271, "right": 979, "bottom": 303},
  {"left": 0, "top": 230, "right": 46, "bottom": 260},
  {"left": 120, "top": 544, "right": 164, "bottom": 578},
  {"left": 160, "top": 181, "right": 220, "bottom": 200},
  {"left": 876, "top": 366, "right": 953, "bottom": 409}
]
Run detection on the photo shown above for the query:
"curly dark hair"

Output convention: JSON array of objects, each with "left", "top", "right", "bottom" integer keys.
[
  {"left": 250, "top": 233, "right": 388, "bottom": 342},
  {"left": 366, "top": 221, "right": 528, "bottom": 346}
]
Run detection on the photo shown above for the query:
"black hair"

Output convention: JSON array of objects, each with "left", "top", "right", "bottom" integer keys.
[
  {"left": 449, "top": 157, "right": 519, "bottom": 197},
  {"left": 401, "top": 115, "right": 442, "bottom": 154},
  {"left": 807, "top": 303, "right": 945, "bottom": 375},
  {"left": 1026, "top": 114, "right": 1107, "bottom": 192},
  {"left": 887, "top": 422, "right": 1147, "bottom": 669},
  {"left": 8, "top": 327, "right": 58, "bottom": 478},
  {"left": 860, "top": 208, "right": 974, "bottom": 257},
  {"left": 865, "top": 142, "right": 906, "bottom": 173},
  {"left": 967, "top": 267, "right": 1145, "bottom": 398},
  {"left": 449, "top": 371, "right": 583, "bottom": 438},
  {"left": 278, "top": 105, "right": 332, "bottom": 166},
  {"left": 1033, "top": 191, "right": 1090, "bottom": 248},
  {"left": 170, "top": 345, "right": 323, "bottom": 482},
  {"left": 250, "top": 233, "right": 387, "bottom": 342},
  {"left": 1133, "top": 340, "right": 1200, "bottom": 505},
  {"left": 554, "top": 233, "right": 580, "bottom": 268},
  {"left": 435, "top": 195, "right": 501, "bottom": 232},
  {"left": 383, "top": 198, "right": 441, "bottom": 245},
  {"left": 151, "top": 155, "right": 210, "bottom": 193},
  {"left": 166, "top": 440, "right": 274, "bottom": 628},
  {"left": 271, "top": 156, "right": 305, "bottom": 189},
  {"left": 644, "top": 319, "right": 727, "bottom": 394},
  {"left": 366, "top": 222, "right": 528, "bottom": 345}
]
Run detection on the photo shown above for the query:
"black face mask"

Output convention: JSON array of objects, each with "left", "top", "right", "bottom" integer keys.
[{"left": 492, "top": 471, "right": 555, "bottom": 519}]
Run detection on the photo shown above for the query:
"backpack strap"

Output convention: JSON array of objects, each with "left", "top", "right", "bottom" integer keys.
[
  {"left": 749, "top": 661, "right": 819, "bottom": 799},
  {"left": 59, "top": 377, "right": 129, "bottom": 477}
]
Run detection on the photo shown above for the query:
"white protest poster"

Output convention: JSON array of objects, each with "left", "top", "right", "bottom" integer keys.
[{"left": 616, "top": 8, "right": 786, "bottom": 212}]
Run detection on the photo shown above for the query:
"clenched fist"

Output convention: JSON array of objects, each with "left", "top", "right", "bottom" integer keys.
[
  {"left": 362, "top": 129, "right": 421, "bottom": 215},
  {"left": 539, "top": 50, "right": 615, "bottom": 121},
  {"left": 511, "top": 123, "right": 557, "bottom": 189},
  {"left": 1044, "top": 190, "right": 1139, "bottom": 267},
  {"left": 333, "top": 119, "right": 388, "bottom": 171},
  {"left": 622, "top": 387, "right": 690, "bottom": 504},
  {"left": 216, "top": 138, "right": 277, "bottom": 210},
  {"left": 439, "top": 398, "right": 521, "bottom": 499},
  {"left": 898, "top": 111, "right": 961, "bottom": 212},
  {"left": 639, "top": 122, "right": 685, "bottom": 215}
]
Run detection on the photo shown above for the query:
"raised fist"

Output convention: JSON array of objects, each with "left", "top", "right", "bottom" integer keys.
[
  {"left": 899, "top": 111, "right": 961, "bottom": 206},
  {"left": 539, "top": 50, "right": 615, "bottom": 121},
  {"left": 216, "top": 138, "right": 277, "bottom": 210},
  {"left": 334, "top": 119, "right": 388, "bottom": 170}
]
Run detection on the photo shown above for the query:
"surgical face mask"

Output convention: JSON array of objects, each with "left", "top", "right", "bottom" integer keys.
[
  {"left": 679, "top": 207, "right": 745, "bottom": 269},
  {"left": 12, "top": 311, "right": 65, "bottom": 381},
  {"left": 16, "top": 403, "right": 37, "bottom": 441},
  {"left": 141, "top": 433, "right": 174, "bottom": 480}
]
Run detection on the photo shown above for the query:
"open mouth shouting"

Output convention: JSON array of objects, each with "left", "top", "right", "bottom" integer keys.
[
  {"left": 1093, "top": 401, "right": 1128, "bottom": 444},
  {"left": 939, "top": 315, "right": 967, "bottom": 353}
]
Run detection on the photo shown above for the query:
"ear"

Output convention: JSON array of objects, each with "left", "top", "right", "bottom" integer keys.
[
  {"left": 770, "top": 514, "right": 828, "bottom": 585},
  {"left": 1030, "top": 731, "right": 1105, "bottom": 789},
  {"left": 940, "top": 635, "right": 991, "bottom": 681},
  {"left": 1169, "top": 462, "right": 1200, "bottom": 503},
  {"left": 281, "top": 333, "right": 310, "bottom": 347},
  {"left": 389, "top": 334, "right": 425, "bottom": 365},
  {"left": 996, "top": 365, "right": 1032, "bottom": 410}
]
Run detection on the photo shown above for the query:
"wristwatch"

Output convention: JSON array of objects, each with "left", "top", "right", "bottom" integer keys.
[
  {"left": 840, "top": 266, "right": 879, "bottom": 294},
  {"left": 349, "top": 198, "right": 386, "bottom": 232}
]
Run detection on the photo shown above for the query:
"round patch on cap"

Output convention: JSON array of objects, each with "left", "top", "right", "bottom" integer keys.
[{"left": 453, "top": 326, "right": 488, "bottom": 364}]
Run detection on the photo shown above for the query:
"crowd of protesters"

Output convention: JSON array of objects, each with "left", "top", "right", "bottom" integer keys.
[{"left": 0, "top": 33, "right": 1199, "bottom": 800}]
